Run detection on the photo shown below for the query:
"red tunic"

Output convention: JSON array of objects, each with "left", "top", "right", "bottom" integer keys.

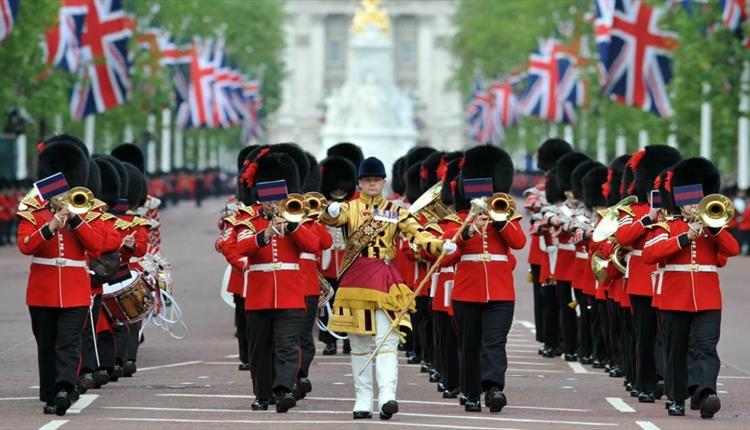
[
  {"left": 615, "top": 202, "right": 656, "bottom": 297},
  {"left": 17, "top": 208, "right": 104, "bottom": 308},
  {"left": 642, "top": 219, "right": 739, "bottom": 312},
  {"left": 299, "top": 221, "right": 333, "bottom": 296},
  {"left": 234, "top": 214, "right": 319, "bottom": 310},
  {"left": 319, "top": 225, "right": 345, "bottom": 279},
  {"left": 448, "top": 212, "right": 526, "bottom": 303}
]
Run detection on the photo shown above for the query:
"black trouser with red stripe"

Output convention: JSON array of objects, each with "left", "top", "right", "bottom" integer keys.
[
  {"left": 416, "top": 296, "right": 434, "bottom": 365},
  {"left": 246, "top": 309, "right": 303, "bottom": 399},
  {"left": 234, "top": 294, "right": 249, "bottom": 364},
  {"left": 29, "top": 306, "right": 88, "bottom": 403},
  {"left": 453, "top": 300, "right": 514, "bottom": 397},
  {"left": 574, "top": 289, "right": 592, "bottom": 359},
  {"left": 298, "top": 296, "right": 319, "bottom": 379},
  {"left": 630, "top": 294, "right": 658, "bottom": 394},
  {"left": 591, "top": 298, "right": 610, "bottom": 364},
  {"left": 607, "top": 299, "right": 623, "bottom": 367},
  {"left": 556, "top": 281, "right": 578, "bottom": 355},
  {"left": 530, "top": 264, "right": 544, "bottom": 342},
  {"left": 434, "top": 311, "right": 460, "bottom": 390},
  {"left": 542, "top": 282, "right": 560, "bottom": 350},
  {"left": 620, "top": 306, "right": 636, "bottom": 383}
]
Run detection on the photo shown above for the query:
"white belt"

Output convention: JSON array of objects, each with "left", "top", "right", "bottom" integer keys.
[
  {"left": 31, "top": 257, "right": 88, "bottom": 268},
  {"left": 460, "top": 253, "right": 508, "bottom": 262},
  {"left": 631, "top": 249, "right": 643, "bottom": 256},
  {"left": 248, "top": 262, "right": 300, "bottom": 272},
  {"left": 439, "top": 267, "right": 455, "bottom": 273},
  {"left": 299, "top": 253, "right": 317, "bottom": 261},
  {"left": 558, "top": 243, "right": 576, "bottom": 251},
  {"left": 663, "top": 264, "right": 717, "bottom": 273},
  {"left": 575, "top": 252, "right": 588, "bottom": 259}
]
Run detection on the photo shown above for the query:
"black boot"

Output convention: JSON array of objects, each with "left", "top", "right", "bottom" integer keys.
[
  {"left": 667, "top": 400, "right": 685, "bottom": 416},
  {"left": 322, "top": 343, "right": 337, "bottom": 356},
  {"left": 379, "top": 400, "right": 398, "bottom": 420},
  {"left": 342, "top": 339, "right": 351, "bottom": 354},
  {"left": 77, "top": 373, "right": 95, "bottom": 394},
  {"left": 251, "top": 398, "right": 269, "bottom": 411},
  {"left": 93, "top": 369, "right": 109, "bottom": 388},
  {"left": 353, "top": 410, "right": 372, "bottom": 419},
  {"left": 638, "top": 392, "right": 656, "bottom": 403},
  {"left": 122, "top": 360, "right": 137, "bottom": 377},
  {"left": 486, "top": 387, "right": 507, "bottom": 413},
  {"left": 54, "top": 390, "right": 71, "bottom": 416},
  {"left": 275, "top": 392, "right": 296, "bottom": 413},
  {"left": 443, "top": 388, "right": 459, "bottom": 398},
  {"left": 238, "top": 362, "right": 250, "bottom": 371},
  {"left": 43, "top": 402, "right": 57, "bottom": 415},
  {"left": 464, "top": 396, "right": 481, "bottom": 412},
  {"left": 700, "top": 394, "right": 721, "bottom": 419}
]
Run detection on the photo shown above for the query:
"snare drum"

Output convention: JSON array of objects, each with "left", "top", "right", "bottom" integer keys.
[{"left": 102, "top": 270, "right": 156, "bottom": 324}]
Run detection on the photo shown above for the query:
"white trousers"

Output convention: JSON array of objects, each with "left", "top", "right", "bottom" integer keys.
[{"left": 348, "top": 310, "right": 400, "bottom": 412}]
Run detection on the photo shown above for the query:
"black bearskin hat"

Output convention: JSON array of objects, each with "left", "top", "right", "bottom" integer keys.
[
  {"left": 582, "top": 165, "right": 609, "bottom": 209},
  {"left": 320, "top": 155, "right": 357, "bottom": 202},
  {"left": 237, "top": 145, "right": 260, "bottom": 171},
  {"left": 421, "top": 151, "right": 462, "bottom": 192},
  {"left": 327, "top": 142, "right": 364, "bottom": 168},
  {"left": 537, "top": 138, "right": 573, "bottom": 172},
  {"left": 86, "top": 159, "right": 102, "bottom": 198},
  {"left": 122, "top": 162, "right": 144, "bottom": 209},
  {"left": 95, "top": 155, "right": 129, "bottom": 199},
  {"left": 111, "top": 143, "right": 145, "bottom": 173},
  {"left": 631, "top": 145, "right": 682, "bottom": 202},
  {"left": 41, "top": 133, "right": 89, "bottom": 158},
  {"left": 670, "top": 157, "right": 721, "bottom": 203},
  {"left": 405, "top": 146, "right": 437, "bottom": 169},
  {"left": 606, "top": 154, "right": 631, "bottom": 206},
  {"left": 545, "top": 167, "right": 565, "bottom": 204},
  {"left": 454, "top": 145, "right": 514, "bottom": 212},
  {"left": 571, "top": 160, "right": 603, "bottom": 200},
  {"left": 555, "top": 152, "right": 591, "bottom": 193},
  {"left": 302, "top": 152, "right": 321, "bottom": 193},
  {"left": 391, "top": 156, "right": 406, "bottom": 196},
  {"left": 37, "top": 141, "right": 89, "bottom": 188},
  {"left": 251, "top": 152, "right": 301, "bottom": 196},
  {"left": 94, "top": 158, "right": 121, "bottom": 208},
  {"left": 248, "top": 143, "right": 310, "bottom": 186},
  {"left": 405, "top": 163, "right": 422, "bottom": 204},
  {"left": 440, "top": 157, "right": 463, "bottom": 207},
  {"left": 655, "top": 169, "right": 678, "bottom": 215}
]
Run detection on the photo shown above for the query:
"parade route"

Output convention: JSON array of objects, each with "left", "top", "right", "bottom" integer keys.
[{"left": 2, "top": 197, "right": 749, "bottom": 430}]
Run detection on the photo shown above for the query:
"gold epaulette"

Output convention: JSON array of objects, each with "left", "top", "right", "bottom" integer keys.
[
  {"left": 18, "top": 193, "right": 41, "bottom": 211},
  {"left": 238, "top": 206, "right": 255, "bottom": 216},
  {"left": 114, "top": 218, "right": 131, "bottom": 230},
  {"left": 234, "top": 218, "right": 257, "bottom": 232},
  {"left": 224, "top": 215, "right": 238, "bottom": 226},
  {"left": 100, "top": 213, "right": 116, "bottom": 221},
  {"left": 424, "top": 221, "right": 443, "bottom": 235},
  {"left": 650, "top": 221, "right": 671, "bottom": 233},
  {"left": 85, "top": 211, "right": 103, "bottom": 222},
  {"left": 16, "top": 210, "right": 36, "bottom": 225},
  {"left": 131, "top": 216, "right": 151, "bottom": 228},
  {"left": 508, "top": 213, "right": 523, "bottom": 222},
  {"left": 91, "top": 198, "right": 107, "bottom": 212},
  {"left": 444, "top": 214, "right": 463, "bottom": 224}
]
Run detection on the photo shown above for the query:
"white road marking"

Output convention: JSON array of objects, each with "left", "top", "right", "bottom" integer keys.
[
  {"left": 138, "top": 361, "right": 203, "bottom": 371},
  {"left": 718, "top": 390, "right": 729, "bottom": 394},
  {"left": 105, "top": 406, "right": 613, "bottom": 426},
  {"left": 718, "top": 375, "right": 750, "bottom": 379},
  {"left": 155, "top": 393, "right": 592, "bottom": 412},
  {"left": 606, "top": 397, "right": 635, "bottom": 413},
  {"left": 223, "top": 353, "right": 239, "bottom": 358},
  {"left": 67, "top": 394, "right": 98, "bottom": 414},
  {"left": 332, "top": 382, "right": 345, "bottom": 385},
  {"left": 507, "top": 361, "right": 554, "bottom": 366},
  {"left": 636, "top": 421, "right": 661, "bottom": 430},
  {"left": 30, "top": 385, "right": 39, "bottom": 389},
  {"left": 516, "top": 320, "right": 536, "bottom": 330},
  {"left": 0, "top": 396, "right": 37, "bottom": 401},
  {"left": 567, "top": 362, "right": 590, "bottom": 374},
  {"left": 197, "top": 376, "right": 209, "bottom": 379},
  {"left": 38, "top": 420, "right": 68, "bottom": 430},
  {"left": 105, "top": 417, "right": 524, "bottom": 430}
]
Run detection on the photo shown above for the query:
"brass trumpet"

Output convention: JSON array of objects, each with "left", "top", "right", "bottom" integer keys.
[
  {"left": 695, "top": 194, "right": 734, "bottom": 229},
  {"left": 50, "top": 186, "right": 94, "bottom": 215},
  {"left": 275, "top": 193, "right": 306, "bottom": 223},
  {"left": 304, "top": 192, "right": 328, "bottom": 217}
]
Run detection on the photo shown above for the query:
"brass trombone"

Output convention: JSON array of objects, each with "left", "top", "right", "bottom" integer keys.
[
  {"left": 695, "top": 194, "right": 734, "bottom": 229},
  {"left": 275, "top": 193, "right": 306, "bottom": 223},
  {"left": 304, "top": 192, "right": 328, "bottom": 217},
  {"left": 50, "top": 186, "right": 94, "bottom": 215}
]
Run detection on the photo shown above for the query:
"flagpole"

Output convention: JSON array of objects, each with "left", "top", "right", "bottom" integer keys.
[
  {"left": 174, "top": 126, "right": 184, "bottom": 169},
  {"left": 124, "top": 123, "right": 134, "bottom": 143},
  {"left": 700, "top": 82, "right": 712, "bottom": 159},
  {"left": 638, "top": 129, "right": 649, "bottom": 150},
  {"left": 84, "top": 115, "right": 95, "bottom": 154},
  {"left": 667, "top": 123, "right": 678, "bottom": 149},
  {"left": 54, "top": 114, "right": 64, "bottom": 134},
  {"left": 596, "top": 124, "right": 607, "bottom": 164},
  {"left": 147, "top": 113, "right": 157, "bottom": 174},
  {"left": 198, "top": 132, "right": 207, "bottom": 171},
  {"left": 161, "top": 107, "right": 172, "bottom": 172},
  {"left": 15, "top": 133, "right": 27, "bottom": 180},
  {"left": 615, "top": 132, "right": 626, "bottom": 156},
  {"left": 563, "top": 125, "right": 574, "bottom": 148},
  {"left": 738, "top": 62, "right": 750, "bottom": 191}
]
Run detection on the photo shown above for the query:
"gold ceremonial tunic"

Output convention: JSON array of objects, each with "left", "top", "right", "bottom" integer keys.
[{"left": 320, "top": 193, "right": 443, "bottom": 336}]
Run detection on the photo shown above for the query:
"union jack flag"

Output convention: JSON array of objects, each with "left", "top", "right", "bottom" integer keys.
[
  {"left": 721, "top": 0, "right": 747, "bottom": 36},
  {"left": 187, "top": 39, "right": 216, "bottom": 128},
  {"left": 594, "top": 0, "right": 614, "bottom": 84},
  {"left": 521, "top": 39, "right": 584, "bottom": 124},
  {"left": 42, "top": 0, "right": 87, "bottom": 72},
  {"left": 601, "top": 0, "right": 677, "bottom": 118},
  {"left": 487, "top": 76, "right": 521, "bottom": 139},
  {"left": 241, "top": 78, "right": 263, "bottom": 142},
  {"left": 0, "top": 0, "right": 19, "bottom": 43},
  {"left": 69, "top": 0, "right": 134, "bottom": 120},
  {"left": 466, "top": 79, "right": 501, "bottom": 143},
  {"left": 210, "top": 40, "right": 242, "bottom": 128}
]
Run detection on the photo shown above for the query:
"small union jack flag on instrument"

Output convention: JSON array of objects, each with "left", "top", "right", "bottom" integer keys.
[
  {"left": 0, "top": 0, "right": 20, "bottom": 43},
  {"left": 463, "top": 178, "right": 494, "bottom": 200},
  {"left": 256, "top": 180, "right": 288, "bottom": 203},
  {"left": 673, "top": 184, "right": 704, "bottom": 207},
  {"left": 34, "top": 172, "right": 70, "bottom": 201}
]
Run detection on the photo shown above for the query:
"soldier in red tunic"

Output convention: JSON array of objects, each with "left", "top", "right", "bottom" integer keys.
[
  {"left": 17, "top": 141, "right": 105, "bottom": 416},
  {"left": 616, "top": 145, "right": 682, "bottom": 402},
  {"left": 446, "top": 145, "right": 526, "bottom": 413},
  {"left": 234, "top": 148, "right": 319, "bottom": 413},
  {"left": 643, "top": 158, "right": 739, "bottom": 418}
]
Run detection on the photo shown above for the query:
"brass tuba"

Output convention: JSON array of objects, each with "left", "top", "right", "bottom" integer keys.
[
  {"left": 591, "top": 252, "right": 610, "bottom": 284},
  {"left": 304, "top": 192, "right": 328, "bottom": 217},
  {"left": 275, "top": 193, "right": 306, "bottom": 223},
  {"left": 408, "top": 182, "right": 454, "bottom": 221},
  {"left": 609, "top": 243, "right": 629, "bottom": 274},
  {"left": 593, "top": 195, "right": 638, "bottom": 242},
  {"left": 486, "top": 192, "right": 516, "bottom": 222},
  {"left": 51, "top": 186, "right": 94, "bottom": 215},
  {"left": 695, "top": 194, "right": 734, "bottom": 229}
]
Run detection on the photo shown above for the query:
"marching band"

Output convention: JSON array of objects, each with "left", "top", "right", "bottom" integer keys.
[{"left": 15, "top": 135, "right": 739, "bottom": 421}]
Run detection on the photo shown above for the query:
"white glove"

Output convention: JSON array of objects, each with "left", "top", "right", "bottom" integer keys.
[
  {"left": 327, "top": 201, "right": 341, "bottom": 218},
  {"left": 443, "top": 239, "right": 457, "bottom": 255}
]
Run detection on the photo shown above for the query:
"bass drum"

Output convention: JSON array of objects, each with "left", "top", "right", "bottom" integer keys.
[{"left": 102, "top": 271, "right": 156, "bottom": 324}]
